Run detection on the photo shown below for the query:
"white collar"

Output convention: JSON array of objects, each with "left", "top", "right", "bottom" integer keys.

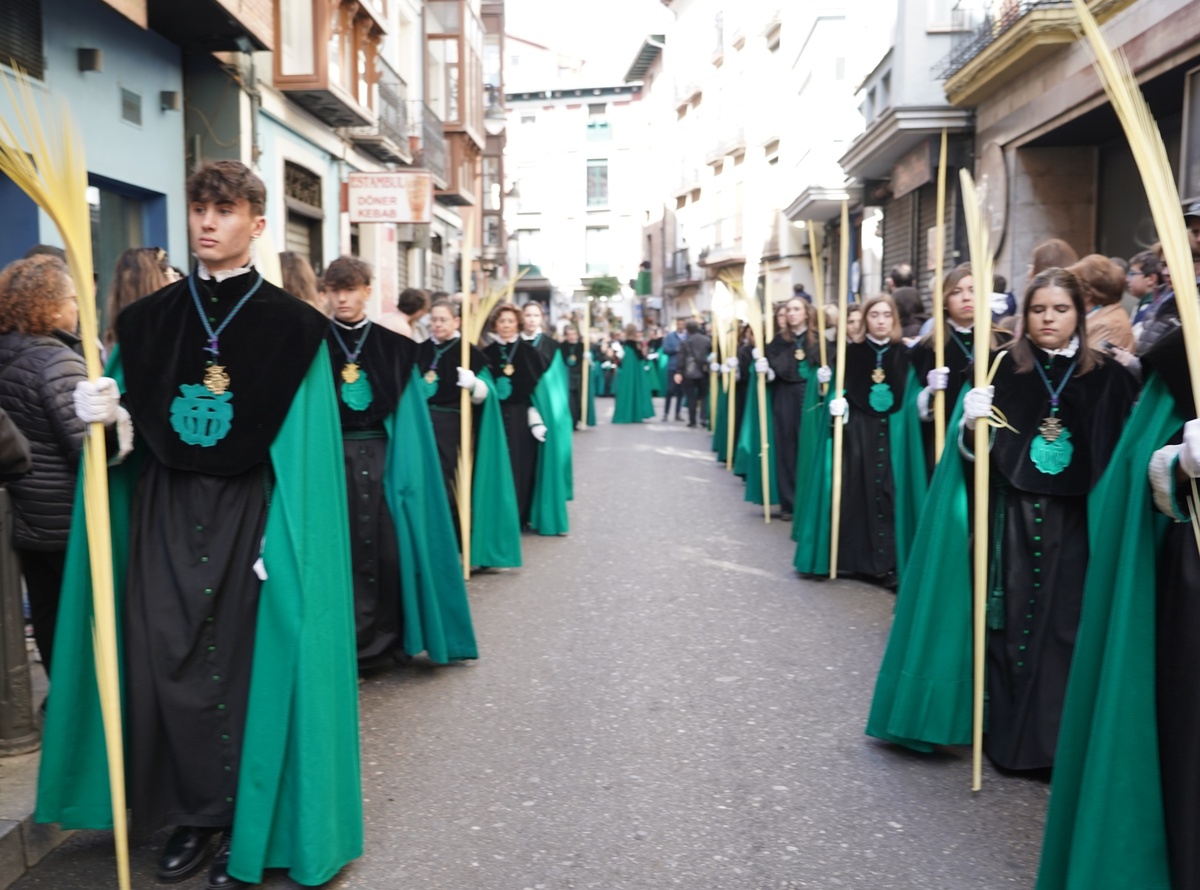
[
  {"left": 496, "top": 334, "right": 519, "bottom": 344},
  {"left": 431, "top": 333, "right": 460, "bottom": 345},
  {"left": 332, "top": 316, "right": 370, "bottom": 330},
  {"left": 1032, "top": 334, "right": 1080, "bottom": 359},
  {"left": 949, "top": 320, "right": 973, "bottom": 334},
  {"left": 521, "top": 331, "right": 540, "bottom": 340},
  {"left": 196, "top": 258, "right": 255, "bottom": 282},
  {"left": 866, "top": 334, "right": 892, "bottom": 346}
]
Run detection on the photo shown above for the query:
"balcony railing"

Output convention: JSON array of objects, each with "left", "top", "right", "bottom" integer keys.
[
  {"left": 409, "top": 100, "right": 448, "bottom": 188},
  {"left": 348, "top": 57, "right": 411, "bottom": 164},
  {"left": 665, "top": 248, "right": 695, "bottom": 283},
  {"left": 938, "top": 1, "right": 1062, "bottom": 79}
]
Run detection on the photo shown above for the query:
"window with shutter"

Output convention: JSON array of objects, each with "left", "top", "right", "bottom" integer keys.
[{"left": 0, "top": 0, "right": 44, "bottom": 80}]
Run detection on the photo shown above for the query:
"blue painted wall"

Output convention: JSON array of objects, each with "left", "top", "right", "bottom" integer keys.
[{"left": 0, "top": 0, "right": 187, "bottom": 277}]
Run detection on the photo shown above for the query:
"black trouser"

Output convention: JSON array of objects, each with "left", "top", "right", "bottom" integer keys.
[
  {"left": 17, "top": 547, "right": 65, "bottom": 679},
  {"left": 664, "top": 374, "right": 684, "bottom": 418},
  {"left": 682, "top": 377, "right": 707, "bottom": 427}
]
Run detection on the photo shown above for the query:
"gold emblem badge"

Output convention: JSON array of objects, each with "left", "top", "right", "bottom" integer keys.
[
  {"left": 341, "top": 362, "right": 361, "bottom": 384},
  {"left": 203, "top": 364, "right": 231, "bottom": 395},
  {"left": 1039, "top": 416, "right": 1064, "bottom": 443},
  {"left": 503, "top": 363, "right": 516, "bottom": 377}
]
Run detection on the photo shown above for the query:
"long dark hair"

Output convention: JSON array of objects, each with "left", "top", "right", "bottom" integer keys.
[
  {"left": 105, "top": 247, "right": 169, "bottom": 346},
  {"left": 1009, "top": 267, "right": 1099, "bottom": 375},
  {"left": 780, "top": 297, "right": 818, "bottom": 353}
]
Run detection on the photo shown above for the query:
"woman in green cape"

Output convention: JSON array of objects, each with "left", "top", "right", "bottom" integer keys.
[
  {"left": 866, "top": 269, "right": 1136, "bottom": 771},
  {"left": 611, "top": 324, "right": 656, "bottom": 424}
]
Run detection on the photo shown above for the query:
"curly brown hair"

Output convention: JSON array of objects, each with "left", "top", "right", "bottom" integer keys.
[
  {"left": 486, "top": 302, "right": 522, "bottom": 333},
  {"left": 0, "top": 255, "right": 74, "bottom": 336},
  {"left": 186, "top": 160, "right": 266, "bottom": 216}
]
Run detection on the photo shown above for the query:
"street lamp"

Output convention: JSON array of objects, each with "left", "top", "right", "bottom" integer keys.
[{"left": 484, "top": 83, "right": 506, "bottom": 136}]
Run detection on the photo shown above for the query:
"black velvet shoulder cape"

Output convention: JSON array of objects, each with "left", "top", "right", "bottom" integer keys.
[{"left": 325, "top": 322, "right": 417, "bottom": 430}]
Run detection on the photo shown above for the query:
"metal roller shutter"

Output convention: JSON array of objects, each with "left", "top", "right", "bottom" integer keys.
[{"left": 881, "top": 191, "right": 915, "bottom": 297}]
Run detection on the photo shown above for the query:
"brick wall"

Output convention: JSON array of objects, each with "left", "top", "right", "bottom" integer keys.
[{"left": 216, "top": 0, "right": 274, "bottom": 51}]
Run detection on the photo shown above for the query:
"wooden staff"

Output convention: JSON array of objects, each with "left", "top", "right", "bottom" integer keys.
[
  {"left": 959, "top": 169, "right": 994, "bottom": 793},
  {"left": 458, "top": 210, "right": 474, "bottom": 581},
  {"left": 932, "top": 129, "right": 949, "bottom": 462},
  {"left": 806, "top": 221, "right": 828, "bottom": 394},
  {"left": 582, "top": 297, "right": 591, "bottom": 426},
  {"left": 0, "top": 71, "right": 130, "bottom": 889},
  {"left": 829, "top": 201, "right": 851, "bottom": 580}
]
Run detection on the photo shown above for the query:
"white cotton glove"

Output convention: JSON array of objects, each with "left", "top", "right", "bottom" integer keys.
[
  {"left": 709, "top": 361, "right": 722, "bottom": 373},
  {"left": 724, "top": 356, "right": 739, "bottom": 372},
  {"left": 707, "top": 351, "right": 715, "bottom": 363},
  {"left": 962, "top": 385, "right": 994, "bottom": 430},
  {"left": 753, "top": 357, "right": 770, "bottom": 374},
  {"left": 1178, "top": 419, "right": 1200, "bottom": 477},
  {"left": 647, "top": 351, "right": 660, "bottom": 360},
  {"left": 990, "top": 292, "right": 1010, "bottom": 315},
  {"left": 74, "top": 377, "right": 120, "bottom": 424},
  {"left": 816, "top": 365, "right": 832, "bottom": 385},
  {"left": 612, "top": 342, "right": 625, "bottom": 360},
  {"left": 531, "top": 423, "right": 548, "bottom": 442},
  {"left": 926, "top": 367, "right": 950, "bottom": 391},
  {"left": 751, "top": 347, "right": 763, "bottom": 361},
  {"left": 828, "top": 397, "right": 849, "bottom": 423},
  {"left": 456, "top": 367, "right": 478, "bottom": 390}
]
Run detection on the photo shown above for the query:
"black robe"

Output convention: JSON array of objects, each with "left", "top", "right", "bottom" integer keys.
[
  {"left": 115, "top": 271, "right": 327, "bottom": 830},
  {"left": 909, "top": 325, "right": 975, "bottom": 477},
  {"left": 766, "top": 331, "right": 819, "bottom": 515},
  {"left": 837, "top": 339, "right": 912, "bottom": 582},
  {"left": 415, "top": 336, "right": 488, "bottom": 533},
  {"left": 559, "top": 340, "right": 585, "bottom": 425},
  {"left": 482, "top": 337, "right": 549, "bottom": 525},
  {"left": 734, "top": 344, "right": 753, "bottom": 447},
  {"left": 982, "top": 346, "right": 1137, "bottom": 770},
  {"left": 526, "top": 332, "right": 559, "bottom": 365},
  {"left": 325, "top": 320, "right": 416, "bottom": 669}
]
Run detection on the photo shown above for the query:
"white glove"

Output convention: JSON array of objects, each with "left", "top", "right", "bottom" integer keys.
[
  {"left": 816, "top": 365, "right": 832, "bottom": 385},
  {"left": 828, "top": 397, "right": 849, "bottom": 423},
  {"left": 1179, "top": 419, "right": 1200, "bottom": 477},
  {"left": 531, "top": 423, "right": 547, "bottom": 442},
  {"left": 456, "top": 367, "right": 478, "bottom": 389},
  {"left": 709, "top": 361, "right": 722, "bottom": 373},
  {"left": 754, "top": 357, "right": 770, "bottom": 374},
  {"left": 612, "top": 342, "right": 625, "bottom": 360},
  {"left": 647, "top": 352, "right": 660, "bottom": 360},
  {"left": 723, "top": 356, "right": 739, "bottom": 372},
  {"left": 926, "top": 367, "right": 950, "bottom": 391},
  {"left": 990, "top": 292, "right": 1009, "bottom": 315},
  {"left": 74, "top": 377, "right": 120, "bottom": 424},
  {"left": 751, "top": 347, "right": 763, "bottom": 361},
  {"left": 962, "top": 385, "right": 994, "bottom": 430},
  {"left": 707, "top": 351, "right": 716, "bottom": 363},
  {"left": 111, "top": 406, "right": 135, "bottom": 465}
]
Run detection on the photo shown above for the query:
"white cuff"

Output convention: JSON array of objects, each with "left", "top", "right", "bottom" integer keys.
[
  {"left": 917, "top": 386, "right": 933, "bottom": 422},
  {"left": 111, "top": 406, "right": 134, "bottom": 465},
  {"left": 470, "top": 378, "right": 489, "bottom": 404},
  {"left": 1150, "top": 444, "right": 1190, "bottom": 521},
  {"left": 527, "top": 405, "right": 544, "bottom": 429},
  {"left": 612, "top": 342, "right": 625, "bottom": 360}
]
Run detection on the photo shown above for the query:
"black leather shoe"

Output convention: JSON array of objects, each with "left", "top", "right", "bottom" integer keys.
[
  {"left": 157, "top": 825, "right": 217, "bottom": 883},
  {"left": 206, "top": 829, "right": 251, "bottom": 889}
]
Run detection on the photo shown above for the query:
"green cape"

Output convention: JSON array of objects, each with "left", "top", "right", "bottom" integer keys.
[
  {"left": 712, "top": 376, "right": 732, "bottom": 462},
  {"left": 791, "top": 370, "right": 926, "bottom": 578},
  {"left": 734, "top": 379, "right": 778, "bottom": 504},
  {"left": 469, "top": 368, "right": 523, "bottom": 568},
  {"left": 36, "top": 345, "right": 363, "bottom": 887},
  {"left": 652, "top": 351, "right": 669, "bottom": 396},
  {"left": 1036, "top": 375, "right": 1180, "bottom": 890},
  {"left": 385, "top": 370, "right": 479, "bottom": 662},
  {"left": 864, "top": 393, "right": 972, "bottom": 749},
  {"left": 612, "top": 351, "right": 656, "bottom": 423},
  {"left": 529, "top": 355, "right": 572, "bottom": 535},
  {"left": 585, "top": 357, "right": 598, "bottom": 427},
  {"left": 791, "top": 378, "right": 833, "bottom": 569}
]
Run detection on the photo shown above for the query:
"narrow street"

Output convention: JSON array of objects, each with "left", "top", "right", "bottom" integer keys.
[{"left": 15, "top": 400, "right": 1048, "bottom": 889}]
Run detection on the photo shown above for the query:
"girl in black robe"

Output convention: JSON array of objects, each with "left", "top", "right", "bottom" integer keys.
[
  {"left": 826, "top": 294, "right": 915, "bottom": 588},
  {"left": 765, "top": 298, "right": 820, "bottom": 519},
  {"left": 483, "top": 303, "right": 550, "bottom": 526},
  {"left": 323, "top": 256, "right": 417, "bottom": 670},
  {"left": 559, "top": 325, "right": 586, "bottom": 427},
  {"left": 415, "top": 298, "right": 490, "bottom": 537},
  {"left": 521, "top": 301, "right": 560, "bottom": 363},
  {"left": 910, "top": 263, "right": 990, "bottom": 477},
  {"left": 959, "top": 267, "right": 1137, "bottom": 770},
  {"left": 733, "top": 325, "right": 755, "bottom": 450}
]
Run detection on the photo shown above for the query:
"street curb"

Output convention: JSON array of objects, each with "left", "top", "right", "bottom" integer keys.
[{"left": 0, "top": 750, "right": 73, "bottom": 890}]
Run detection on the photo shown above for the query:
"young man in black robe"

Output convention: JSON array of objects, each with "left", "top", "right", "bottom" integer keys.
[
  {"left": 55, "top": 161, "right": 360, "bottom": 888},
  {"left": 323, "top": 256, "right": 416, "bottom": 669}
]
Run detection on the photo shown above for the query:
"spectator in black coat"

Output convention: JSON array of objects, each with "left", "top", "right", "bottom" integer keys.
[
  {"left": 0, "top": 406, "right": 31, "bottom": 481},
  {"left": 0, "top": 255, "right": 123, "bottom": 679}
]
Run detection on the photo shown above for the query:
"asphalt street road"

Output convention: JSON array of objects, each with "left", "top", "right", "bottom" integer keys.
[{"left": 14, "top": 398, "right": 1048, "bottom": 889}]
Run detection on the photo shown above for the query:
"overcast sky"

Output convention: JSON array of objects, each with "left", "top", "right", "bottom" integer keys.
[{"left": 505, "top": 0, "right": 673, "bottom": 83}]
